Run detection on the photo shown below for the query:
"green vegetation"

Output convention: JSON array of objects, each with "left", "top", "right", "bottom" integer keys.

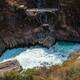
[
  {"left": 0, "top": 58, "right": 80, "bottom": 80},
  {"left": 0, "top": 69, "right": 41, "bottom": 80}
]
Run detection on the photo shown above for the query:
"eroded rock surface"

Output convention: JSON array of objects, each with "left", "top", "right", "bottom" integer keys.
[
  {"left": 56, "top": 0, "right": 80, "bottom": 42},
  {"left": 0, "top": 60, "right": 22, "bottom": 73},
  {"left": 0, "top": 0, "right": 80, "bottom": 55},
  {"left": 0, "top": 0, "right": 57, "bottom": 56}
]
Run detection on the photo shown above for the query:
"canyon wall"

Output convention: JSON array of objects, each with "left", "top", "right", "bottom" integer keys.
[{"left": 0, "top": 0, "right": 80, "bottom": 55}]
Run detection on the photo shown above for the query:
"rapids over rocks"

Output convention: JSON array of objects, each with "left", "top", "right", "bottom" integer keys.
[{"left": 0, "top": 42, "right": 80, "bottom": 69}]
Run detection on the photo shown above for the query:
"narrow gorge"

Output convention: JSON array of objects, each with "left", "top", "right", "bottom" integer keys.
[{"left": 0, "top": 0, "right": 80, "bottom": 56}]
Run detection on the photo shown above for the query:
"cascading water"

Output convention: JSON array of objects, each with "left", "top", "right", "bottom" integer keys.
[
  {"left": 32, "top": 0, "right": 48, "bottom": 24},
  {"left": 0, "top": 42, "right": 80, "bottom": 69},
  {"left": 32, "top": 0, "right": 46, "bottom": 8}
]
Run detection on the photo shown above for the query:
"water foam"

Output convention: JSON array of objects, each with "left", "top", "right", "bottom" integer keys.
[
  {"left": 0, "top": 42, "right": 80, "bottom": 69},
  {"left": 16, "top": 48, "right": 62, "bottom": 69}
]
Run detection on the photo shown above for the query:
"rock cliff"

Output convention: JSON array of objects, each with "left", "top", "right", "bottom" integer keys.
[
  {"left": 0, "top": 0, "right": 80, "bottom": 55},
  {"left": 56, "top": 0, "right": 80, "bottom": 42}
]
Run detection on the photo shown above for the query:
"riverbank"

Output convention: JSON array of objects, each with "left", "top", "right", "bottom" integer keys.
[
  {"left": 0, "top": 51, "right": 80, "bottom": 80},
  {"left": 0, "top": 0, "right": 80, "bottom": 56},
  {"left": 0, "top": 42, "right": 80, "bottom": 79},
  {"left": 0, "top": 42, "right": 80, "bottom": 69}
]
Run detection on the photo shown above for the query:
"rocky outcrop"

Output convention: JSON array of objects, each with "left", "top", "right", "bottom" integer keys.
[
  {"left": 56, "top": 0, "right": 80, "bottom": 42},
  {"left": 0, "top": 60, "right": 22, "bottom": 73},
  {"left": 0, "top": 0, "right": 57, "bottom": 55},
  {"left": 0, "top": 0, "right": 80, "bottom": 55}
]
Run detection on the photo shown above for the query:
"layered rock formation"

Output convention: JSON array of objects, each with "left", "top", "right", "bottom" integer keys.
[
  {"left": 0, "top": 0, "right": 80, "bottom": 55},
  {"left": 0, "top": 60, "right": 22, "bottom": 73},
  {"left": 56, "top": 0, "right": 80, "bottom": 42}
]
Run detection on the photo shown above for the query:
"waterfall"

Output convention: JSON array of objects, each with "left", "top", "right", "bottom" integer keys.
[
  {"left": 32, "top": 0, "right": 48, "bottom": 24},
  {"left": 32, "top": 0, "right": 46, "bottom": 8}
]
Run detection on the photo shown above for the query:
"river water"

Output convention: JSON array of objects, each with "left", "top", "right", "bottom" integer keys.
[{"left": 0, "top": 41, "right": 80, "bottom": 69}]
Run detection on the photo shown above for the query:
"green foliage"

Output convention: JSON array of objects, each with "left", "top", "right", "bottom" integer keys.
[
  {"left": 0, "top": 65, "right": 80, "bottom": 80},
  {"left": 67, "top": 67, "right": 80, "bottom": 77},
  {"left": 0, "top": 69, "right": 37, "bottom": 80},
  {"left": 0, "top": 71, "right": 22, "bottom": 80},
  {"left": 63, "top": 60, "right": 72, "bottom": 66},
  {"left": 22, "top": 69, "right": 36, "bottom": 77}
]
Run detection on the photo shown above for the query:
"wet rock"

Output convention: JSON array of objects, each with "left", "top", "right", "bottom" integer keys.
[{"left": 42, "top": 36, "right": 55, "bottom": 47}]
